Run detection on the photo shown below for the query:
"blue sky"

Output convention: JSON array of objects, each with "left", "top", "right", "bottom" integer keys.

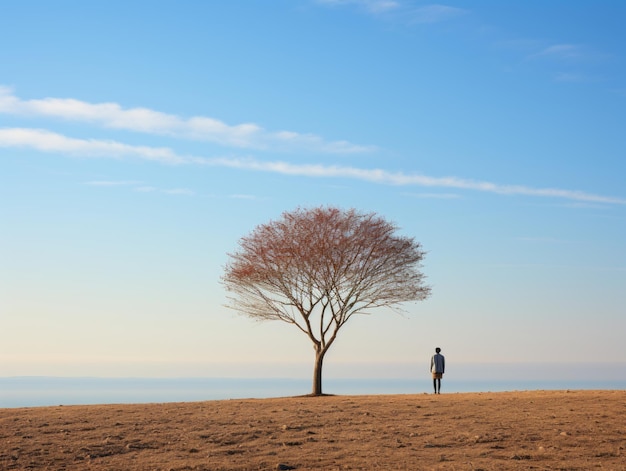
[{"left": 1, "top": 0, "right": 625, "bottom": 382}]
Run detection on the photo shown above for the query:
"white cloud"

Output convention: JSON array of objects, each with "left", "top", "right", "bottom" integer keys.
[
  {"left": 316, "top": 1, "right": 466, "bottom": 22},
  {"left": 85, "top": 180, "right": 141, "bottom": 187},
  {"left": 528, "top": 43, "right": 608, "bottom": 63},
  {"left": 204, "top": 157, "right": 626, "bottom": 205},
  {"left": 0, "top": 87, "right": 373, "bottom": 154},
  {"left": 86, "top": 181, "right": 194, "bottom": 196},
  {"left": 3, "top": 127, "right": 624, "bottom": 205},
  {"left": 135, "top": 186, "right": 157, "bottom": 193},
  {"left": 403, "top": 192, "right": 461, "bottom": 199},
  {"left": 163, "top": 188, "right": 195, "bottom": 196},
  {"left": 531, "top": 44, "right": 583, "bottom": 60},
  {"left": 0, "top": 127, "right": 186, "bottom": 164},
  {"left": 317, "top": 0, "right": 400, "bottom": 14},
  {"left": 516, "top": 237, "right": 575, "bottom": 244},
  {"left": 368, "top": 0, "right": 400, "bottom": 13},
  {"left": 407, "top": 4, "right": 466, "bottom": 24},
  {"left": 230, "top": 194, "right": 258, "bottom": 200}
]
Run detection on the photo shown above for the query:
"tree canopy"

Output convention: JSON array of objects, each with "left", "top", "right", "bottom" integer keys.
[{"left": 222, "top": 206, "right": 430, "bottom": 395}]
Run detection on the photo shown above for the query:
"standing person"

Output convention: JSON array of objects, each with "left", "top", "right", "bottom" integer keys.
[{"left": 430, "top": 347, "right": 445, "bottom": 394}]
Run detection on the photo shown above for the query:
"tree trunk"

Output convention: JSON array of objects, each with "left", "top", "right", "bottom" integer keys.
[{"left": 311, "top": 348, "right": 326, "bottom": 396}]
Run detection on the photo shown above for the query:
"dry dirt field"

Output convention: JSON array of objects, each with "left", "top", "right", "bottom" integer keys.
[{"left": 1, "top": 390, "right": 624, "bottom": 470}]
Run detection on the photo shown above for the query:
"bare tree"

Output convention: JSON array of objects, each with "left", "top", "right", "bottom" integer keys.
[{"left": 222, "top": 206, "right": 430, "bottom": 396}]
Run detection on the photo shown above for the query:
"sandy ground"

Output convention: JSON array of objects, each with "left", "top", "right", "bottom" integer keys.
[{"left": 1, "top": 390, "right": 624, "bottom": 470}]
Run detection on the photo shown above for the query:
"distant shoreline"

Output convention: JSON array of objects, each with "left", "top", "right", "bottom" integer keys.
[{"left": 1, "top": 376, "right": 625, "bottom": 409}]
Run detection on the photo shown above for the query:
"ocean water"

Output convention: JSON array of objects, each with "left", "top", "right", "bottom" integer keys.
[{"left": 1, "top": 377, "right": 625, "bottom": 408}]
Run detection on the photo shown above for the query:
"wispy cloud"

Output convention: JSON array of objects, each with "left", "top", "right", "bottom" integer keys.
[
  {"left": 3, "top": 126, "right": 624, "bottom": 205},
  {"left": 515, "top": 236, "right": 576, "bottom": 244},
  {"left": 0, "top": 127, "right": 187, "bottom": 164},
  {"left": 315, "top": 0, "right": 466, "bottom": 23},
  {"left": 553, "top": 72, "right": 589, "bottom": 83},
  {"left": 0, "top": 87, "right": 374, "bottom": 154},
  {"left": 494, "top": 35, "right": 612, "bottom": 87},
  {"left": 316, "top": 0, "right": 400, "bottom": 14},
  {"left": 407, "top": 4, "right": 466, "bottom": 24},
  {"left": 530, "top": 44, "right": 584, "bottom": 60},
  {"left": 527, "top": 43, "right": 610, "bottom": 64},
  {"left": 135, "top": 186, "right": 157, "bottom": 193},
  {"left": 135, "top": 186, "right": 195, "bottom": 195},
  {"left": 3, "top": 127, "right": 624, "bottom": 205},
  {"left": 85, "top": 180, "right": 141, "bottom": 187},
  {"left": 85, "top": 180, "right": 194, "bottom": 196},
  {"left": 163, "top": 188, "right": 195, "bottom": 196},
  {"left": 402, "top": 192, "right": 461, "bottom": 199},
  {"left": 213, "top": 157, "right": 626, "bottom": 205}
]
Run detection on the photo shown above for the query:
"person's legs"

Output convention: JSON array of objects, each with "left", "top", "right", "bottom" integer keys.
[
  {"left": 433, "top": 378, "right": 437, "bottom": 393},
  {"left": 437, "top": 378, "right": 441, "bottom": 394}
]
